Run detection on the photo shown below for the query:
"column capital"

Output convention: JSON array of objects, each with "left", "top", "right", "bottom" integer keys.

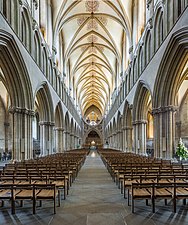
[
  {"left": 117, "top": 130, "right": 122, "bottom": 134},
  {"left": 152, "top": 105, "right": 178, "bottom": 115},
  {"left": 54, "top": 127, "right": 64, "bottom": 131},
  {"left": 9, "top": 106, "right": 35, "bottom": 116},
  {"left": 132, "top": 120, "right": 147, "bottom": 125},
  {"left": 64, "top": 131, "right": 70, "bottom": 134},
  {"left": 39, "top": 121, "right": 55, "bottom": 126}
]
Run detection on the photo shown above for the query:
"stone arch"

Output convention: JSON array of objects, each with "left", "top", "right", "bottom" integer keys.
[
  {"left": 83, "top": 128, "right": 103, "bottom": 148},
  {"left": 55, "top": 102, "right": 64, "bottom": 128},
  {"left": 34, "top": 82, "right": 54, "bottom": 122},
  {"left": 0, "top": 31, "right": 33, "bottom": 160},
  {"left": 154, "top": 5, "right": 164, "bottom": 51},
  {"left": 0, "top": 31, "right": 33, "bottom": 109},
  {"left": 138, "top": 46, "right": 144, "bottom": 75},
  {"left": 153, "top": 28, "right": 188, "bottom": 108},
  {"left": 122, "top": 100, "right": 133, "bottom": 152},
  {"left": 33, "top": 30, "right": 42, "bottom": 67},
  {"left": 133, "top": 81, "right": 153, "bottom": 154},
  {"left": 54, "top": 102, "right": 64, "bottom": 153},
  {"left": 42, "top": 45, "right": 49, "bottom": 76},
  {"left": 34, "top": 82, "right": 54, "bottom": 156},
  {"left": 21, "top": 6, "right": 32, "bottom": 52},
  {"left": 144, "top": 30, "right": 152, "bottom": 65},
  {"left": 153, "top": 27, "right": 188, "bottom": 159}
]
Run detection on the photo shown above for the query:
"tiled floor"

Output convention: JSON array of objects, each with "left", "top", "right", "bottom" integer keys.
[{"left": 1, "top": 151, "right": 188, "bottom": 224}]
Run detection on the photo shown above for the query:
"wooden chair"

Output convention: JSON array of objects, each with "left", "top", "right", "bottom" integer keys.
[{"left": 34, "top": 184, "right": 60, "bottom": 214}]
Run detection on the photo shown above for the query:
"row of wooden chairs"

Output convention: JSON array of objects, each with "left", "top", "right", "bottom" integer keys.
[
  {"left": 98, "top": 149, "right": 188, "bottom": 213},
  {"left": 130, "top": 182, "right": 188, "bottom": 213},
  {"left": 0, "top": 149, "right": 89, "bottom": 214},
  {"left": 0, "top": 183, "right": 60, "bottom": 214}
]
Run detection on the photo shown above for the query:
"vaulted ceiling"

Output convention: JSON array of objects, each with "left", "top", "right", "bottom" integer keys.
[{"left": 52, "top": 0, "right": 132, "bottom": 120}]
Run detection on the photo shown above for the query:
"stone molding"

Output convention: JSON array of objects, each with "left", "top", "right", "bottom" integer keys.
[{"left": 123, "top": 126, "right": 133, "bottom": 130}]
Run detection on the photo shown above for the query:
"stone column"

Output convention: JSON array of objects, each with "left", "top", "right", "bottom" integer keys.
[
  {"left": 152, "top": 106, "right": 177, "bottom": 159},
  {"left": 39, "top": 121, "right": 54, "bottom": 156},
  {"left": 108, "top": 135, "right": 111, "bottom": 148},
  {"left": 4, "top": 122, "right": 10, "bottom": 152},
  {"left": 126, "top": 127, "right": 133, "bottom": 152},
  {"left": 133, "top": 120, "right": 147, "bottom": 155},
  {"left": 118, "top": 130, "right": 123, "bottom": 151},
  {"left": 122, "top": 127, "right": 126, "bottom": 151},
  {"left": 70, "top": 133, "right": 74, "bottom": 149},
  {"left": 113, "top": 132, "right": 116, "bottom": 149},
  {"left": 133, "top": 122, "right": 139, "bottom": 153},
  {"left": 64, "top": 131, "right": 71, "bottom": 150},
  {"left": 54, "top": 127, "right": 64, "bottom": 153},
  {"left": 123, "top": 126, "right": 133, "bottom": 152},
  {"left": 62, "top": 130, "right": 66, "bottom": 151},
  {"left": 9, "top": 107, "right": 34, "bottom": 161}
]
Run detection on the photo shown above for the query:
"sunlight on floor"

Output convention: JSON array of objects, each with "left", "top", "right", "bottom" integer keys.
[{"left": 91, "top": 151, "right": 96, "bottom": 158}]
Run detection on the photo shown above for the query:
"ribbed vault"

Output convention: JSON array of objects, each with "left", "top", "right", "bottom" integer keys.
[{"left": 53, "top": 0, "right": 132, "bottom": 119}]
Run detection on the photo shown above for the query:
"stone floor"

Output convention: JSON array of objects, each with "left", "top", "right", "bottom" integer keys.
[{"left": 1, "top": 151, "right": 188, "bottom": 225}]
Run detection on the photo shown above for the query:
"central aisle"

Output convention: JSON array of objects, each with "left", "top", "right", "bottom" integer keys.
[{"left": 54, "top": 150, "right": 128, "bottom": 225}]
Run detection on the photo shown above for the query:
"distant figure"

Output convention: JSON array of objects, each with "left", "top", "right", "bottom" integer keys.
[
  {"left": 7, "top": 152, "right": 10, "bottom": 160},
  {"left": 2, "top": 152, "right": 6, "bottom": 161}
]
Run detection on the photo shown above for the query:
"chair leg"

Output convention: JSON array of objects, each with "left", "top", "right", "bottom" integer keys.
[
  {"left": 152, "top": 197, "right": 155, "bottom": 213},
  {"left": 173, "top": 198, "right": 176, "bottom": 213},
  {"left": 124, "top": 187, "right": 126, "bottom": 199},
  {"left": 58, "top": 191, "right": 60, "bottom": 207},
  {"left": 54, "top": 198, "right": 56, "bottom": 214},
  {"left": 121, "top": 181, "right": 123, "bottom": 194},
  {"left": 64, "top": 187, "right": 66, "bottom": 200},
  {"left": 164, "top": 199, "right": 167, "bottom": 205},
  {"left": 131, "top": 197, "right": 134, "bottom": 213},
  {"left": 11, "top": 198, "right": 15, "bottom": 215},
  {"left": 128, "top": 189, "right": 130, "bottom": 206},
  {"left": 33, "top": 198, "right": 36, "bottom": 214},
  {"left": 183, "top": 199, "right": 186, "bottom": 205},
  {"left": 146, "top": 199, "right": 149, "bottom": 206}
]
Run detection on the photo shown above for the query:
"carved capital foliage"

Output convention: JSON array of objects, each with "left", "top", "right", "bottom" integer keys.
[
  {"left": 152, "top": 105, "right": 178, "bottom": 115},
  {"left": 9, "top": 106, "right": 35, "bottom": 116},
  {"left": 132, "top": 120, "right": 148, "bottom": 125},
  {"left": 39, "top": 121, "right": 55, "bottom": 126}
]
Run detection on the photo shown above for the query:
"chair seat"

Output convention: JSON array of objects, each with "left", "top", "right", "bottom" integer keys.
[{"left": 132, "top": 188, "right": 151, "bottom": 197}]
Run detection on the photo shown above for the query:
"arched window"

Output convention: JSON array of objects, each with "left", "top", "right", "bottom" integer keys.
[
  {"left": 154, "top": 7, "right": 164, "bottom": 51},
  {"left": 145, "top": 31, "right": 151, "bottom": 65}
]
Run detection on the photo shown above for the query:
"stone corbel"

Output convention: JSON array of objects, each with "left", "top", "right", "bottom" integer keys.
[
  {"left": 148, "top": 18, "right": 153, "bottom": 29},
  {"left": 18, "top": 0, "right": 23, "bottom": 6},
  {"left": 129, "top": 46, "right": 133, "bottom": 54},
  {"left": 32, "top": 19, "right": 38, "bottom": 30},
  {"left": 52, "top": 45, "right": 57, "bottom": 55}
]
